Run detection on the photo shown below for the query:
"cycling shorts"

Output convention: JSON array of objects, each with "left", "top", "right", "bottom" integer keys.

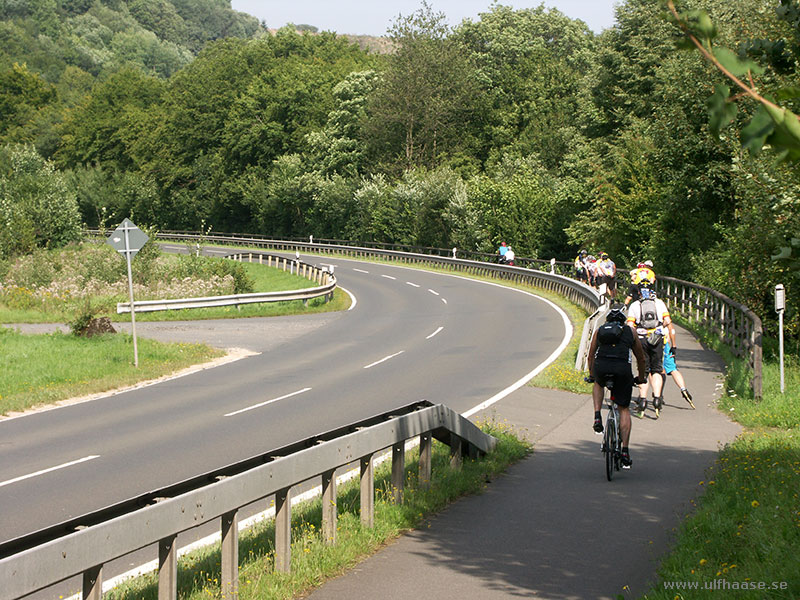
[{"left": 591, "top": 359, "right": 634, "bottom": 408}]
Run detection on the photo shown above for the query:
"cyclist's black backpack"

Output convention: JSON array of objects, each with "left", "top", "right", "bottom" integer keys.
[
  {"left": 597, "top": 322, "right": 623, "bottom": 345},
  {"left": 640, "top": 298, "right": 660, "bottom": 330},
  {"left": 595, "top": 322, "right": 628, "bottom": 360}
]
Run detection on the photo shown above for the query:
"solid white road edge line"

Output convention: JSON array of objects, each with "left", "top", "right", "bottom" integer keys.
[
  {"left": 340, "top": 285, "right": 357, "bottom": 311},
  {"left": 0, "top": 455, "right": 100, "bottom": 489},
  {"left": 224, "top": 388, "right": 312, "bottom": 417},
  {"left": 461, "top": 292, "right": 571, "bottom": 418},
  {"left": 363, "top": 351, "right": 405, "bottom": 369}
]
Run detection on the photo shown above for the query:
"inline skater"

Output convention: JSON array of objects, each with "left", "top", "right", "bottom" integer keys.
[{"left": 626, "top": 283, "right": 671, "bottom": 418}]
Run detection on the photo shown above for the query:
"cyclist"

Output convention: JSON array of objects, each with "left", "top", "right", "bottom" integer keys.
[
  {"left": 587, "top": 305, "right": 647, "bottom": 468},
  {"left": 504, "top": 245, "right": 516, "bottom": 266},
  {"left": 498, "top": 242, "right": 509, "bottom": 263},
  {"left": 626, "top": 283, "right": 671, "bottom": 418}
]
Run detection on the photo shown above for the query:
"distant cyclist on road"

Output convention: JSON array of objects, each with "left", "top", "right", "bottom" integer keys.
[{"left": 587, "top": 305, "right": 647, "bottom": 468}]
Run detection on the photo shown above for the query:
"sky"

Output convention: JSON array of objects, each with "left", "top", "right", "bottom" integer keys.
[{"left": 229, "top": 1, "right": 619, "bottom": 36}]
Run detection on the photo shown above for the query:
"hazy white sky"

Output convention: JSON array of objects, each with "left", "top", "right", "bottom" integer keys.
[{"left": 229, "top": 1, "right": 619, "bottom": 36}]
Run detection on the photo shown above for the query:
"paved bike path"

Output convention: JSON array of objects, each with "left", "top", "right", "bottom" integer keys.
[{"left": 308, "top": 325, "right": 742, "bottom": 600}]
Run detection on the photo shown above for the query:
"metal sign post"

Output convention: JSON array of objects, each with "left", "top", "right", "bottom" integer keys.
[
  {"left": 107, "top": 219, "right": 149, "bottom": 367},
  {"left": 775, "top": 284, "right": 786, "bottom": 394}
]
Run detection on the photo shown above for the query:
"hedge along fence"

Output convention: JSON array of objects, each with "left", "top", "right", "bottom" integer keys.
[{"left": 655, "top": 275, "right": 763, "bottom": 399}]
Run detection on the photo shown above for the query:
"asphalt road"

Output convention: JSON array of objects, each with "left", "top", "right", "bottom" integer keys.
[{"left": 0, "top": 254, "right": 570, "bottom": 549}]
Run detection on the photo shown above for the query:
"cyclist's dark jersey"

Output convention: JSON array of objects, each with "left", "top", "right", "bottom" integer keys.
[{"left": 592, "top": 325, "right": 636, "bottom": 407}]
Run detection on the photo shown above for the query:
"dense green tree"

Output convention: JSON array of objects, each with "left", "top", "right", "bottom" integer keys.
[
  {"left": 128, "top": 0, "right": 187, "bottom": 45},
  {"left": 365, "top": 2, "right": 482, "bottom": 173},
  {"left": 455, "top": 4, "right": 595, "bottom": 170},
  {"left": 57, "top": 67, "right": 165, "bottom": 169},
  {"left": 306, "top": 70, "right": 379, "bottom": 177},
  {"left": 467, "top": 156, "right": 557, "bottom": 257},
  {"left": 0, "top": 63, "right": 56, "bottom": 139},
  {"left": 352, "top": 174, "right": 414, "bottom": 244},
  {"left": 0, "top": 144, "right": 81, "bottom": 259},
  {"left": 66, "top": 164, "right": 160, "bottom": 227},
  {"left": 109, "top": 29, "right": 192, "bottom": 77}
]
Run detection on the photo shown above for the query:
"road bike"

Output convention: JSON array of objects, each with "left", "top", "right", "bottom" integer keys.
[{"left": 586, "top": 375, "right": 623, "bottom": 481}]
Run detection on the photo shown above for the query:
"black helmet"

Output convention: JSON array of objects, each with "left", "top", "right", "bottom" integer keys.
[{"left": 606, "top": 305, "right": 626, "bottom": 323}]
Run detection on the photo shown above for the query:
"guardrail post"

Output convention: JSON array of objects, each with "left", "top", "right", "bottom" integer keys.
[
  {"left": 82, "top": 565, "right": 103, "bottom": 600},
  {"left": 275, "top": 488, "right": 291, "bottom": 573},
  {"left": 449, "top": 434, "right": 463, "bottom": 469},
  {"left": 391, "top": 442, "right": 405, "bottom": 504},
  {"left": 221, "top": 510, "right": 239, "bottom": 598},
  {"left": 419, "top": 432, "right": 432, "bottom": 490},
  {"left": 360, "top": 453, "right": 374, "bottom": 528},
  {"left": 321, "top": 468, "right": 337, "bottom": 545},
  {"left": 158, "top": 535, "right": 178, "bottom": 600}
]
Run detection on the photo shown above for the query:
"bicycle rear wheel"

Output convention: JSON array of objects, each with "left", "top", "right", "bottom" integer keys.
[{"left": 604, "top": 418, "right": 616, "bottom": 481}]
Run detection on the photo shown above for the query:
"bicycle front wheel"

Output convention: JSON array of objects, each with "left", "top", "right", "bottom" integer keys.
[{"left": 604, "top": 419, "right": 616, "bottom": 481}]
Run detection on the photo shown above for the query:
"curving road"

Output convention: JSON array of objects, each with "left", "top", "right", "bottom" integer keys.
[{"left": 0, "top": 253, "right": 569, "bottom": 554}]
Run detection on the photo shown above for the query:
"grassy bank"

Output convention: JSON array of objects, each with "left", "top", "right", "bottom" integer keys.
[
  {"left": 0, "top": 326, "right": 223, "bottom": 416},
  {"left": 106, "top": 420, "right": 531, "bottom": 600},
  {"left": 642, "top": 322, "right": 800, "bottom": 599},
  {"left": 0, "top": 253, "right": 348, "bottom": 324}
]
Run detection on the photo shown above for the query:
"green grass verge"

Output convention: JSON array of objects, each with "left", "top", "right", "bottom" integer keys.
[
  {"left": 0, "top": 327, "right": 223, "bottom": 416},
  {"left": 0, "top": 260, "right": 349, "bottom": 324},
  {"left": 105, "top": 419, "right": 532, "bottom": 600},
  {"left": 642, "top": 428, "right": 800, "bottom": 599},
  {"left": 641, "top": 317, "right": 800, "bottom": 599}
]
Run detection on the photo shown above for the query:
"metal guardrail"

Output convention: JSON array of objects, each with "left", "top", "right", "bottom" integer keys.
[
  {"left": 116, "top": 252, "right": 336, "bottom": 314},
  {"left": 151, "top": 232, "right": 602, "bottom": 315},
  {"left": 0, "top": 403, "right": 496, "bottom": 600},
  {"left": 656, "top": 276, "right": 763, "bottom": 399},
  {"left": 153, "top": 230, "right": 576, "bottom": 275}
]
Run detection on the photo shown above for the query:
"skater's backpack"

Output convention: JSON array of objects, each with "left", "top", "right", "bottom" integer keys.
[{"left": 639, "top": 295, "right": 661, "bottom": 330}]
